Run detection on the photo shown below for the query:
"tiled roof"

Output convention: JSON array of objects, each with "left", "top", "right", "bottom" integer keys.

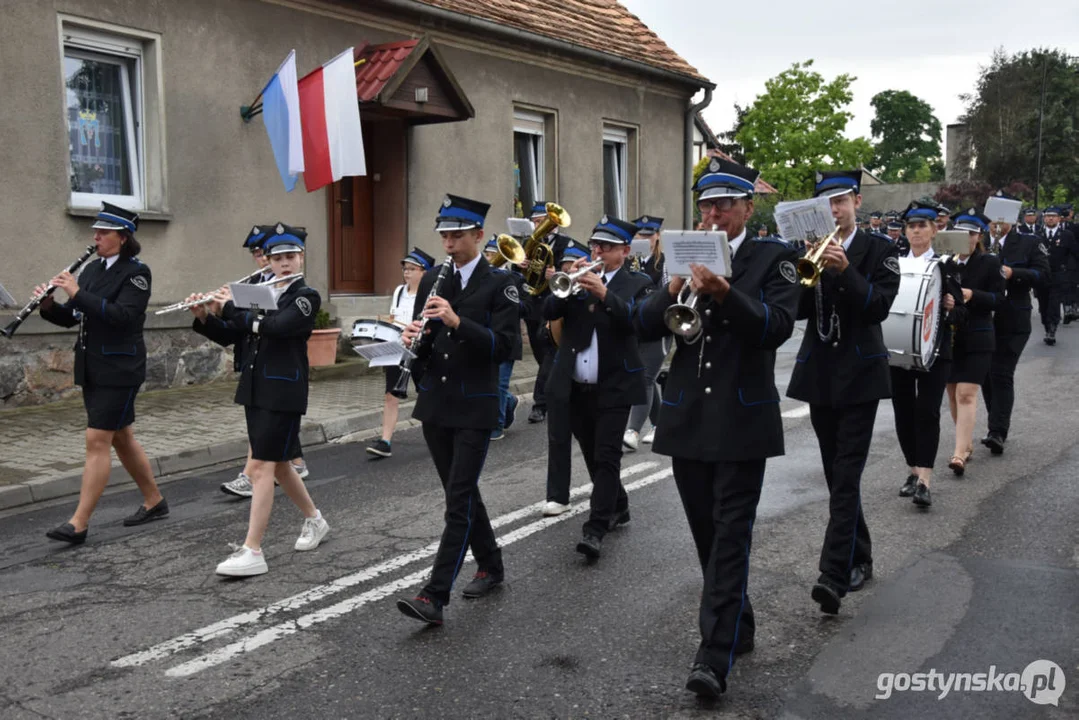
[
  {"left": 354, "top": 40, "right": 419, "bottom": 102},
  {"left": 408, "top": 0, "right": 706, "bottom": 83}
]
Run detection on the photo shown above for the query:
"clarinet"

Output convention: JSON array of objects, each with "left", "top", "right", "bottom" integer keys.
[
  {"left": 2, "top": 246, "right": 96, "bottom": 338},
  {"left": 393, "top": 255, "right": 453, "bottom": 394}
]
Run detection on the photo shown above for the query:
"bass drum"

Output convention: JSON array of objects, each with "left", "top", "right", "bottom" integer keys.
[
  {"left": 882, "top": 257, "right": 943, "bottom": 371},
  {"left": 351, "top": 319, "right": 403, "bottom": 345}
]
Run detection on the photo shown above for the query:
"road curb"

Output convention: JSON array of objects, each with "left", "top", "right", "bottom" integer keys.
[{"left": 0, "top": 374, "right": 540, "bottom": 512}]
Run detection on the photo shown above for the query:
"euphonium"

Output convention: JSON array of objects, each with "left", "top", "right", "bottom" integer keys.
[
  {"left": 796, "top": 226, "right": 842, "bottom": 288},
  {"left": 521, "top": 202, "right": 572, "bottom": 295},
  {"left": 487, "top": 233, "right": 527, "bottom": 268},
  {"left": 549, "top": 260, "right": 604, "bottom": 299}
]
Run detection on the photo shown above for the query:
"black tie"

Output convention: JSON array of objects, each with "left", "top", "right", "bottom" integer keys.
[
  {"left": 601, "top": 274, "right": 608, "bottom": 286},
  {"left": 446, "top": 270, "right": 462, "bottom": 301}
]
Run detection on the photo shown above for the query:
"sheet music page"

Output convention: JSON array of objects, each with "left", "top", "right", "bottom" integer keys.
[
  {"left": 933, "top": 230, "right": 971, "bottom": 256},
  {"left": 983, "top": 196, "right": 1022, "bottom": 224},
  {"left": 0, "top": 282, "right": 16, "bottom": 308},
  {"left": 352, "top": 341, "right": 410, "bottom": 367},
  {"left": 663, "top": 230, "right": 731, "bottom": 278},
  {"left": 774, "top": 196, "right": 836, "bottom": 243},
  {"left": 630, "top": 239, "right": 651, "bottom": 257},
  {"left": 229, "top": 283, "right": 278, "bottom": 311},
  {"left": 506, "top": 218, "right": 535, "bottom": 237}
]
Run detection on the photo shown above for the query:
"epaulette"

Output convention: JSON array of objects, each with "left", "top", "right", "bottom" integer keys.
[{"left": 753, "top": 236, "right": 790, "bottom": 247}]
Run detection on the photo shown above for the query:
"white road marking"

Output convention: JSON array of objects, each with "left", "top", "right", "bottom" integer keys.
[
  {"left": 112, "top": 461, "right": 659, "bottom": 669},
  {"left": 782, "top": 404, "right": 811, "bottom": 419},
  {"left": 164, "top": 467, "right": 675, "bottom": 677}
]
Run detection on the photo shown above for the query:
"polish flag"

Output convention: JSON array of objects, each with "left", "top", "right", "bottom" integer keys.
[{"left": 298, "top": 48, "right": 367, "bottom": 192}]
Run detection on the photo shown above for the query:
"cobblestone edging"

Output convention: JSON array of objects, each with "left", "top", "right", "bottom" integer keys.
[{"left": 0, "top": 375, "right": 539, "bottom": 512}]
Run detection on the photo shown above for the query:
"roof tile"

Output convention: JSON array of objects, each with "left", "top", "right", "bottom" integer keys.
[{"left": 409, "top": 0, "right": 705, "bottom": 83}]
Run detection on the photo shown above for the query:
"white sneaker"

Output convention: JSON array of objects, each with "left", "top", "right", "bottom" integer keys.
[
  {"left": 642, "top": 427, "right": 656, "bottom": 444},
  {"left": 291, "top": 459, "right": 310, "bottom": 479},
  {"left": 622, "top": 430, "right": 639, "bottom": 451},
  {"left": 294, "top": 513, "right": 329, "bottom": 551},
  {"left": 542, "top": 501, "right": 571, "bottom": 517},
  {"left": 215, "top": 545, "right": 268, "bottom": 577},
  {"left": 221, "top": 473, "right": 253, "bottom": 498}
]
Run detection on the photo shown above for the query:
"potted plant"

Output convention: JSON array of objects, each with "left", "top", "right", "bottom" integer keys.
[{"left": 307, "top": 309, "right": 340, "bottom": 367}]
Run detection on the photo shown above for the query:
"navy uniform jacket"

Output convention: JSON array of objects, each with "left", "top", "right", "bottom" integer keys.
[
  {"left": 1042, "top": 227, "right": 1079, "bottom": 284},
  {"left": 949, "top": 249, "right": 1004, "bottom": 355},
  {"left": 411, "top": 256, "right": 520, "bottom": 429},
  {"left": 1017, "top": 222, "right": 1042, "bottom": 237},
  {"left": 641, "top": 252, "right": 666, "bottom": 287},
  {"left": 787, "top": 230, "right": 901, "bottom": 407},
  {"left": 40, "top": 256, "right": 151, "bottom": 387},
  {"left": 505, "top": 269, "right": 527, "bottom": 361},
  {"left": 197, "top": 270, "right": 271, "bottom": 373},
  {"left": 637, "top": 237, "right": 800, "bottom": 462},
  {"left": 991, "top": 230, "right": 1050, "bottom": 335},
  {"left": 543, "top": 266, "right": 652, "bottom": 409},
  {"left": 198, "top": 279, "right": 320, "bottom": 415}
]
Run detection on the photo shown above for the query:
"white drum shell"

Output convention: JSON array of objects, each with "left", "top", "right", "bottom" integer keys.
[
  {"left": 351, "top": 319, "right": 403, "bottom": 345},
  {"left": 882, "top": 257, "right": 943, "bottom": 370}
]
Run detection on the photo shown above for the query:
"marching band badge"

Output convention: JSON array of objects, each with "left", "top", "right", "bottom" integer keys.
[
  {"left": 130, "top": 275, "right": 149, "bottom": 291},
  {"left": 708, "top": 158, "right": 721, "bottom": 173},
  {"left": 251, "top": 225, "right": 259, "bottom": 235},
  {"left": 600, "top": 215, "right": 609, "bottom": 225},
  {"left": 275, "top": 223, "right": 285, "bottom": 234},
  {"left": 815, "top": 171, "right": 824, "bottom": 183},
  {"left": 884, "top": 256, "right": 901, "bottom": 275},
  {"left": 641, "top": 215, "right": 649, "bottom": 224},
  {"left": 779, "top": 260, "right": 797, "bottom": 284},
  {"left": 442, "top": 197, "right": 452, "bottom": 208},
  {"left": 295, "top": 296, "right": 313, "bottom": 316},
  {"left": 504, "top": 284, "right": 519, "bottom": 304}
]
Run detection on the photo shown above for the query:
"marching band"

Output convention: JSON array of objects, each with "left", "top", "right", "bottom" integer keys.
[{"left": 18, "top": 157, "right": 1068, "bottom": 696}]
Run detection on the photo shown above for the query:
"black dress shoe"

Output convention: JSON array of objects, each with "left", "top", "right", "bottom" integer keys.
[
  {"left": 396, "top": 595, "right": 443, "bottom": 625},
  {"left": 811, "top": 582, "right": 841, "bottom": 614},
  {"left": 576, "top": 534, "right": 602, "bottom": 559},
  {"left": 461, "top": 570, "right": 504, "bottom": 599},
  {"left": 45, "top": 523, "right": 87, "bottom": 545},
  {"left": 982, "top": 432, "right": 1005, "bottom": 455},
  {"left": 607, "top": 509, "right": 631, "bottom": 531},
  {"left": 849, "top": 563, "right": 873, "bottom": 592},
  {"left": 123, "top": 498, "right": 170, "bottom": 527},
  {"left": 527, "top": 407, "right": 546, "bottom": 424},
  {"left": 685, "top": 663, "right": 726, "bottom": 697},
  {"left": 898, "top": 474, "right": 918, "bottom": 497},
  {"left": 912, "top": 482, "right": 932, "bottom": 507}
]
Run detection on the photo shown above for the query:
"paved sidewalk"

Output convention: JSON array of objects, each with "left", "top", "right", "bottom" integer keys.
[{"left": 0, "top": 357, "right": 540, "bottom": 510}]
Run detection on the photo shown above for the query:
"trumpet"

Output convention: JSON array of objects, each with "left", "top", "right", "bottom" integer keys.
[
  {"left": 549, "top": 260, "right": 604, "bottom": 299},
  {"left": 796, "top": 226, "right": 842, "bottom": 288},
  {"left": 154, "top": 271, "right": 302, "bottom": 314},
  {"left": 664, "top": 283, "right": 702, "bottom": 337}
]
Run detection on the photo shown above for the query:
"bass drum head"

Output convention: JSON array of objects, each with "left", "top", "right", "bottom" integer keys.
[
  {"left": 918, "top": 261, "right": 943, "bottom": 369},
  {"left": 351, "top": 319, "right": 403, "bottom": 345}
]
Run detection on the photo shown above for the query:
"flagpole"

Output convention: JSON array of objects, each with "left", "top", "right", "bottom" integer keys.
[{"left": 241, "top": 57, "right": 366, "bottom": 122}]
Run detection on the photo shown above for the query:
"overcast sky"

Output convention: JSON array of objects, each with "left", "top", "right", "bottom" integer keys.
[{"left": 621, "top": 0, "right": 1079, "bottom": 152}]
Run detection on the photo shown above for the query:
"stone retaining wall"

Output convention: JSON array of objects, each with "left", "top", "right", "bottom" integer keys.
[{"left": 0, "top": 329, "right": 231, "bottom": 407}]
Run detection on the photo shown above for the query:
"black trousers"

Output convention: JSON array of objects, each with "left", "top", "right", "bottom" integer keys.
[
  {"left": 1038, "top": 284, "right": 1064, "bottom": 328},
  {"left": 809, "top": 401, "right": 877, "bottom": 594},
  {"left": 420, "top": 424, "right": 503, "bottom": 606},
  {"left": 982, "top": 332, "right": 1029, "bottom": 440},
  {"left": 524, "top": 305, "right": 551, "bottom": 411},
  {"left": 545, "top": 397, "right": 574, "bottom": 504},
  {"left": 569, "top": 383, "right": 629, "bottom": 538},
  {"left": 672, "top": 457, "right": 765, "bottom": 678},
  {"left": 890, "top": 361, "right": 950, "bottom": 468}
]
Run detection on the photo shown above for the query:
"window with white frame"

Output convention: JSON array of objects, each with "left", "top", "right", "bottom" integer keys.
[
  {"left": 62, "top": 25, "right": 145, "bottom": 209},
  {"left": 603, "top": 126, "right": 629, "bottom": 219},
  {"left": 513, "top": 110, "right": 545, "bottom": 218}
]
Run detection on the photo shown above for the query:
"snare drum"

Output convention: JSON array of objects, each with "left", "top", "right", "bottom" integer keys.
[
  {"left": 882, "top": 257, "right": 943, "bottom": 370},
  {"left": 351, "top": 319, "right": 403, "bottom": 345}
]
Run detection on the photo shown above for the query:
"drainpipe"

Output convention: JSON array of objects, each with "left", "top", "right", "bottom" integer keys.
[{"left": 684, "top": 88, "right": 713, "bottom": 229}]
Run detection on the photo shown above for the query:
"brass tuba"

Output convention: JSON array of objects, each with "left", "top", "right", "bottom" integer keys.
[{"left": 513, "top": 202, "right": 572, "bottom": 295}]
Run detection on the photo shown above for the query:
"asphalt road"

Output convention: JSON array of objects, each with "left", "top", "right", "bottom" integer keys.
[{"left": 0, "top": 330, "right": 1075, "bottom": 719}]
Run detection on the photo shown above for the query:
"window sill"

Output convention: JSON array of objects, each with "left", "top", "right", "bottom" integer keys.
[{"left": 67, "top": 206, "right": 173, "bottom": 223}]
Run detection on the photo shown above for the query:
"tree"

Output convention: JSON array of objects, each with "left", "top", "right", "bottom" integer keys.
[
  {"left": 934, "top": 180, "right": 1033, "bottom": 212},
  {"left": 735, "top": 60, "right": 874, "bottom": 198},
  {"left": 717, "top": 103, "right": 748, "bottom": 165},
  {"left": 869, "top": 90, "right": 944, "bottom": 183},
  {"left": 959, "top": 48, "right": 1079, "bottom": 200}
]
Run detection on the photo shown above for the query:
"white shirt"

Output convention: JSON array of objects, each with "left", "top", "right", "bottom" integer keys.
[
  {"left": 101, "top": 255, "right": 120, "bottom": 270},
  {"left": 572, "top": 267, "right": 618, "bottom": 385},
  {"left": 993, "top": 234, "right": 1007, "bottom": 251},
  {"left": 841, "top": 227, "right": 857, "bottom": 252},
  {"left": 728, "top": 229, "right": 749, "bottom": 259},
  {"left": 455, "top": 253, "right": 482, "bottom": 289},
  {"left": 390, "top": 285, "right": 417, "bottom": 325},
  {"left": 905, "top": 247, "right": 936, "bottom": 263}
]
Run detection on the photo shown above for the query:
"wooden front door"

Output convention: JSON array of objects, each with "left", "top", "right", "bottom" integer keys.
[{"left": 329, "top": 175, "right": 374, "bottom": 293}]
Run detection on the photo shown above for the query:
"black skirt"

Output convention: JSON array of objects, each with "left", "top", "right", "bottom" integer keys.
[
  {"left": 83, "top": 384, "right": 138, "bottom": 431},
  {"left": 245, "top": 406, "right": 303, "bottom": 462},
  {"left": 949, "top": 350, "right": 992, "bottom": 385}
]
